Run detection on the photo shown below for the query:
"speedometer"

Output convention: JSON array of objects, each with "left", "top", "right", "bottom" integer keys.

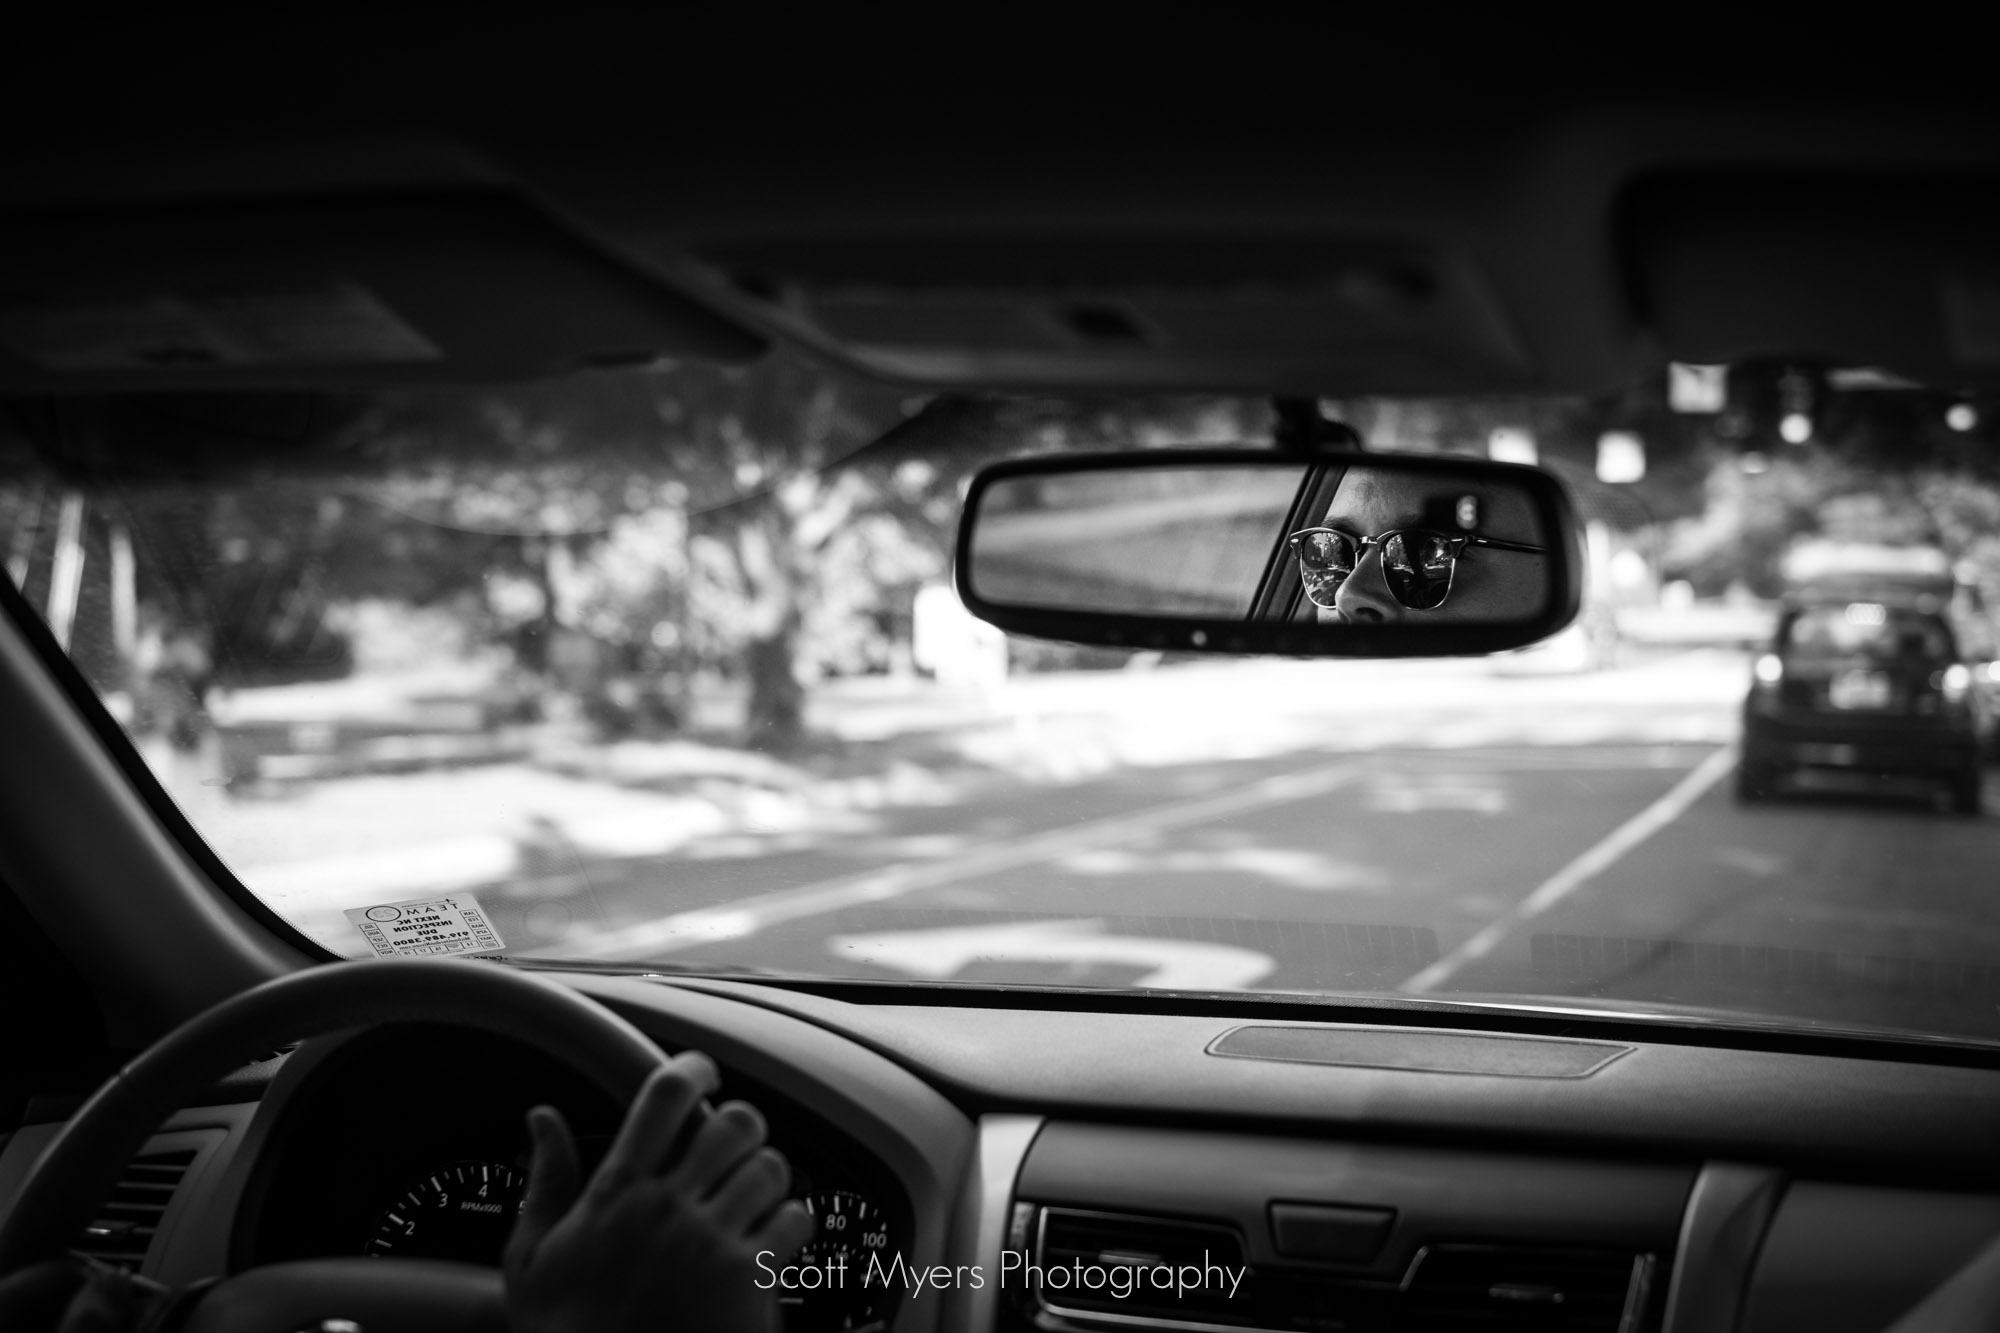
[
  {"left": 787, "top": 1190, "right": 899, "bottom": 1332},
  {"left": 365, "top": 1159, "right": 526, "bottom": 1261}
]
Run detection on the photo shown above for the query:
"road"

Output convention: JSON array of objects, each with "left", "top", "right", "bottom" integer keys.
[{"left": 309, "top": 647, "right": 2000, "bottom": 1044}]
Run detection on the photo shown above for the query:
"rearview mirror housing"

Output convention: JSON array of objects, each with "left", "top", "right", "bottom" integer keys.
[{"left": 955, "top": 448, "right": 1584, "bottom": 657}]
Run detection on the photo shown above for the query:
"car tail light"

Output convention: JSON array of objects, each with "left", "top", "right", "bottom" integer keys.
[
  {"left": 1750, "top": 653, "right": 1784, "bottom": 714},
  {"left": 1939, "top": 663, "right": 1973, "bottom": 704}
]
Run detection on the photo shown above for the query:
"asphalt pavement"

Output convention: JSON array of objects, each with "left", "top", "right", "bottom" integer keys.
[
  {"left": 209, "top": 647, "right": 2000, "bottom": 1043},
  {"left": 469, "top": 657, "right": 1999, "bottom": 1042}
]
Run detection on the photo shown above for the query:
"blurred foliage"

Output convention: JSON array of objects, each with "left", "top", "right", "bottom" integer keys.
[
  {"left": 324, "top": 362, "right": 1269, "bottom": 747},
  {"left": 1340, "top": 371, "right": 2000, "bottom": 605},
  {"left": 0, "top": 359, "right": 1273, "bottom": 750},
  {"left": 10, "top": 358, "right": 2000, "bottom": 749},
  {"left": 1654, "top": 375, "right": 2000, "bottom": 599}
]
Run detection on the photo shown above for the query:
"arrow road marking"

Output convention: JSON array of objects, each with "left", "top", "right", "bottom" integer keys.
[{"left": 828, "top": 918, "right": 1276, "bottom": 990}]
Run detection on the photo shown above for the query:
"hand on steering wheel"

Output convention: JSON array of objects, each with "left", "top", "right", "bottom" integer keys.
[
  {"left": 506, "top": 1051, "right": 813, "bottom": 1333},
  {"left": 0, "top": 960, "right": 813, "bottom": 1333}
]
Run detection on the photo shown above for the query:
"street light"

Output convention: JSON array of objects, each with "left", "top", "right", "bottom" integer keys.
[
  {"left": 1596, "top": 431, "right": 1646, "bottom": 483},
  {"left": 1488, "top": 427, "right": 1538, "bottom": 465}
]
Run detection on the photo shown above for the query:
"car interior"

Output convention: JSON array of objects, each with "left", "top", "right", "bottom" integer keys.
[{"left": 7, "top": 17, "right": 2000, "bottom": 1333}]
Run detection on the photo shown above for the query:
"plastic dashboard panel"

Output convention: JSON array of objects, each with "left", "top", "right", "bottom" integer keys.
[
  {"left": 674, "top": 981, "right": 2000, "bottom": 1184},
  {"left": 8, "top": 974, "right": 2000, "bottom": 1332},
  {"left": 107, "top": 973, "right": 977, "bottom": 1332},
  {"left": 1016, "top": 1123, "right": 1692, "bottom": 1285},
  {"left": 1737, "top": 1183, "right": 2000, "bottom": 1333},
  {"left": 663, "top": 981, "right": 2000, "bottom": 1329}
]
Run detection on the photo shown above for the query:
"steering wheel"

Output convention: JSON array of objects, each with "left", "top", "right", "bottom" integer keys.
[{"left": 0, "top": 959, "right": 669, "bottom": 1332}]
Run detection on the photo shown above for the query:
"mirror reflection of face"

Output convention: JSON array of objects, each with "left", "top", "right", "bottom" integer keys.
[{"left": 1312, "top": 468, "right": 1548, "bottom": 624}]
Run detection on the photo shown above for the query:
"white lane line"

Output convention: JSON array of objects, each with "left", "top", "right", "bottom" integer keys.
[
  {"left": 1398, "top": 743, "right": 1739, "bottom": 994},
  {"left": 561, "top": 756, "right": 1371, "bottom": 959}
]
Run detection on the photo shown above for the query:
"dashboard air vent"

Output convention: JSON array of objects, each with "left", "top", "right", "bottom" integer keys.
[
  {"left": 74, "top": 1148, "right": 198, "bottom": 1270},
  {"left": 1402, "top": 1245, "right": 1651, "bottom": 1331},
  {"left": 1034, "top": 1207, "right": 1255, "bottom": 1328}
]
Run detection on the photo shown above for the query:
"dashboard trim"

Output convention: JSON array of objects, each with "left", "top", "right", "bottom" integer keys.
[
  {"left": 1024, "top": 1211, "right": 1658, "bottom": 1333},
  {"left": 1031, "top": 1205, "right": 1256, "bottom": 1333},
  {"left": 1659, "top": 1163, "right": 1786, "bottom": 1333},
  {"left": 944, "top": 1114, "right": 1042, "bottom": 1333},
  {"left": 1206, "top": 1023, "right": 1633, "bottom": 1079}
]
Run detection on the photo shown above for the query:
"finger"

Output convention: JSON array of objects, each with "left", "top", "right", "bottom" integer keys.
[
  {"left": 661, "top": 1100, "right": 767, "bottom": 1199},
  {"left": 753, "top": 1197, "right": 815, "bottom": 1259},
  {"left": 507, "top": 1104, "right": 581, "bottom": 1270},
  {"left": 588, "top": 1053, "right": 718, "bottom": 1200},
  {"left": 707, "top": 1147, "right": 792, "bottom": 1233}
]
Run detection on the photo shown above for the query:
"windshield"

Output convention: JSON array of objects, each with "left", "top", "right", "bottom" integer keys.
[
  {"left": 8, "top": 356, "right": 2000, "bottom": 1046},
  {"left": 1782, "top": 605, "right": 1953, "bottom": 663}
]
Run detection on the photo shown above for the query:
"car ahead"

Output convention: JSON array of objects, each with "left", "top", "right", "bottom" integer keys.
[{"left": 1738, "top": 597, "right": 1993, "bottom": 811}]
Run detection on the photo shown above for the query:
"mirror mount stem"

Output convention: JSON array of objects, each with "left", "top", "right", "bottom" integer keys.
[{"left": 1270, "top": 397, "right": 1364, "bottom": 451}]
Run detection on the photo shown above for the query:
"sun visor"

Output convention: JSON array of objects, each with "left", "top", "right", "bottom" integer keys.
[
  {"left": 1624, "top": 172, "right": 2000, "bottom": 385},
  {"left": 0, "top": 191, "right": 764, "bottom": 392},
  {"left": 694, "top": 237, "right": 1536, "bottom": 395}
]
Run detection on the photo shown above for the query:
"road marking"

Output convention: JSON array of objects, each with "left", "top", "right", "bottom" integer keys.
[
  {"left": 560, "top": 756, "right": 1372, "bottom": 958},
  {"left": 1399, "top": 744, "right": 1739, "bottom": 993},
  {"left": 829, "top": 918, "right": 1275, "bottom": 989},
  {"left": 1363, "top": 776, "right": 1508, "bottom": 815}
]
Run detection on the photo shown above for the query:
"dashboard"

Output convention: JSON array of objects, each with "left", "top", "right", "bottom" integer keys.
[
  {"left": 7, "top": 972, "right": 2000, "bottom": 1333},
  {"left": 234, "top": 1027, "right": 915, "bottom": 1332}
]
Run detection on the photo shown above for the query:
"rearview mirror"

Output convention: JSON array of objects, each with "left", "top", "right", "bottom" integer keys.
[{"left": 955, "top": 449, "right": 1583, "bottom": 656}]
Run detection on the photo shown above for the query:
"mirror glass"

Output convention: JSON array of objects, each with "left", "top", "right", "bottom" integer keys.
[
  {"left": 968, "top": 464, "right": 1308, "bottom": 616},
  {"left": 959, "top": 450, "right": 1577, "bottom": 654}
]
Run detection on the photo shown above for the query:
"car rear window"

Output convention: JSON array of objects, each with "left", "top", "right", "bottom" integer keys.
[{"left": 1782, "top": 604, "right": 1954, "bottom": 663}]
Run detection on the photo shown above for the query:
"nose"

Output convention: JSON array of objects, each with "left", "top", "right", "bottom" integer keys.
[{"left": 1332, "top": 544, "right": 1404, "bottom": 624}]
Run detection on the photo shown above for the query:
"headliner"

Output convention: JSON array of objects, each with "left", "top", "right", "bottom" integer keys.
[{"left": 4, "top": 18, "right": 1999, "bottom": 396}]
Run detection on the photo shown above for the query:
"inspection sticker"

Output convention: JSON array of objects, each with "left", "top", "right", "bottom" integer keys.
[{"left": 343, "top": 895, "right": 506, "bottom": 959}]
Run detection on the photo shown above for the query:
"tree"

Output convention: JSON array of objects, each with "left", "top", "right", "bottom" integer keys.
[
  {"left": 337, "top": 350, "right": 912, "bottom": 749},
  {"left": 347, "top": 373, "right": 1287, "bottom": 744}
]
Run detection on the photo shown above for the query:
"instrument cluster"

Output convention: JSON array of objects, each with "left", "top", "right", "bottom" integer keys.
[{"left": 239, "top": 1026, "right": 911, "bottom": 1332}]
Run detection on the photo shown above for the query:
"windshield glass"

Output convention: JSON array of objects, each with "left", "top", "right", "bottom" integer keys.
[
  {"left": 1783, "top": 605, "right": 1953, "bottom": 662},
  {"left": 8, "top": 355, "right": 2000, "bottom": 1045}
]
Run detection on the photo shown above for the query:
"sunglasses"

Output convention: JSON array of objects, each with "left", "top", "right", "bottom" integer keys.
[{"left": 1288, "top": 527, "right": 1547, "bottom": 611}]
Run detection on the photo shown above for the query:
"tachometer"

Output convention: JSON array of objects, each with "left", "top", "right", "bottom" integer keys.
[
  {"left": 365, "top": 1159, "right": 526, "bottom": 1261},
  {"left": 787, "top": 1190, "right": 899, "bottom": 1332}
]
